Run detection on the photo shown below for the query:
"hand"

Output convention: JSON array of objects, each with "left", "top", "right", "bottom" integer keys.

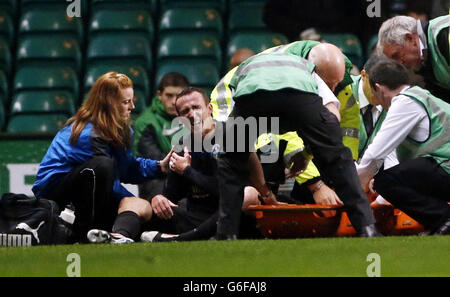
[
  {"left": 169, "top": 146, "right": 191, "bottom": 174},
  {"left": 366, "top": 179, "right": 379, "bottom": 202},
  {"left": 285, "top": 152, "right": 310, "bottom": 179},
  {"left": 159, "top": 148, "right": 174, "bottom": 174},
  {"left": 151, "top": 194, "right": 178, "bottom": 219},
  {"left": 310, "top": 182, "right": 343, "bottom": 206}
]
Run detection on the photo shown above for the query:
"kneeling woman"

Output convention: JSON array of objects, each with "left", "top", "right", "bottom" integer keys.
[{"left": 32, "top": 72, "right": 171, "bottom": 243}]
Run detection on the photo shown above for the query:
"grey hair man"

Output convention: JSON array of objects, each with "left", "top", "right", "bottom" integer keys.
[{"left": 376, "top": 15, "right": 449, "bottom": 101}]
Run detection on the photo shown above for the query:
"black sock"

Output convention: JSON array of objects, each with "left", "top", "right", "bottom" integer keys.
[
  {"left": 112, "top": 211, "right": 141, "bottom": 240},
  {"left": 175, "top": 212, "right": 219, "bottom": 241}
]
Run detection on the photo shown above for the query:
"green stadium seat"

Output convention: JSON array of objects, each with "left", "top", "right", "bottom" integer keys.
[
  {"left": 7, "top": 113, "right": 69, "bottom": 133},
  {"left": 0, "top": 0, "right": 18, "bottom": 18},
  {"left": 227, "top": 31, "right": 289, "bottom": 61},
  {"left": 159, "top": 7, "right": 223, "bottom": 39},
  {"left": 89, "top": 10, "right": 154, "bottom": 44},
  {"left": 155, "top": 59, "right": 219, "bottom": 94},
  {"left": 0, "top": 37, "right": 11, "bottom": 75},
  {"left": 16, "top": 36, "right": 82, "bottom": 73},
  {"left": 21, "top": 0, "right": 89, "bottom": 16},
  {"left": 10, "top": 91, "right": 76, "bottom": 116},
  {"left": 131, "top": 89, "right": 147, "bottom": 114},
  {"left": 228, "top": 2, "right": 266, "bottom": 33},
  {"left": 159, "top": 0, "right": 226, "bottom": 14},
  {"left": 157, "top": 32, "right": 222, "bottom": 67},
  {"left": 0, "top": 97, "right": 4, "bottom": 130},
  {"left": 84, "top": 64, "right": 150, "bottom": 103},
  {"left": 87, "top": 34, "right": 152, "bottom": 71},
  {"left": 322, "top": 33, "right": 364, "bottom": 69},
  {"left": 91, "top": 0, "right": 155, "bottom": 13},
  {"left": 18, "top": 9, "right": 84, "bottom": 43},
  {"left": 367, "top": 34, "right": 378, "bottom": 59},
  {"left": 0, "top": 70, "right": 7, "bottom": 105},
  {"left": 0, "top": 10, "right": 13, "bottom": 46},
  {"left": 14, "top": 66, "right": 79, "bottom": 99}
]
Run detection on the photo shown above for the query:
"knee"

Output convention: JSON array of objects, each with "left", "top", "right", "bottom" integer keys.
[
  {"left": 92, "top": 156, "right": 115, "bottom": 173},
  {"left": 118, "top": 197, "right": 153, "bottom": 221},
  {"left": 242, "top": 186, "right": 261, "bottom": 211},
  {"left": 373, "top": 171, "right": 391, "bottom": 193}
]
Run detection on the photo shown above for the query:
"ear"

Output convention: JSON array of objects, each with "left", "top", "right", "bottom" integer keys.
[
  {"left": 157, "top": 90, "right": 163, "bottom": 101},
  {"left": 360, "top": 69, "right": 367, "bottom": 79},
  {"left": 207, "top": 103, "right": 213, "bottom": 115}
]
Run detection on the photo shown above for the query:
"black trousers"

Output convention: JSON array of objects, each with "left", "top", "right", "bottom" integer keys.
[
  {"left": 216, "top": 89, "right": 375, "bottom": 236},
  {"left": 374, "top": 157, "right": 450, "bottom": 231},
  {"left": 45, "top": 156, "right": 119, "bottom": 241}
]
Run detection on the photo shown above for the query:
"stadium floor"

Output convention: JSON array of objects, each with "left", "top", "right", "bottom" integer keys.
[{"left": 1, "top": 235, "right": 449, "bottom": 277}]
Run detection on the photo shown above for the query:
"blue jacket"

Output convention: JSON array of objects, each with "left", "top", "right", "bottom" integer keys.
[{"left": 32, "top": 122, "right": 161, "bottom": 200}]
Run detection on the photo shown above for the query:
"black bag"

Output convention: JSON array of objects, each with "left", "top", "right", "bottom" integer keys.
[{"left": 0, "top": 193, "right": 71, "bottom": 247}]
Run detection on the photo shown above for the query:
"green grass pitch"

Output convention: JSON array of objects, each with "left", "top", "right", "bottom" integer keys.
[{"left": 1, "top": 235, "right": 449, "bottom": 277}]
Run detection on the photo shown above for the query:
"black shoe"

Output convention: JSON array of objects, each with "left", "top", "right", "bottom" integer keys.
[
  {"left": 432, "top": 217, "right": 450, "bottom": 235},
  {"left": 209, "top": 234, "right": 238, "bottom": 241},
  {"left": 357, "top": 224, "right": 383, "bottom": 237}
]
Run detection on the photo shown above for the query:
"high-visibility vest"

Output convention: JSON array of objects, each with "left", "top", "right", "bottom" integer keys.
[
  {"left": 336, "top": 76, "right": 362, "bottom": 160},
  {"left": 397, "top": 86, "right": 450, "bottom": 173},
  {"left": 427, "top": 15, "right": 450, "bottom": 90}
]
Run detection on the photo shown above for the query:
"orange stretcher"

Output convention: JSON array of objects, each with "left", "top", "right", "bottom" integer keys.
[{"left": 247, "top": 203, "right": 424, "bottom": 239}]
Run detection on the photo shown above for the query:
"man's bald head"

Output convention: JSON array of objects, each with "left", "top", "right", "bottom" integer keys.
[
  {"left": 308, "top": 43, "right": 346, "bottom": 92},
  {"left": 229, "top": 48, "right": 255, "bottom": 70}
]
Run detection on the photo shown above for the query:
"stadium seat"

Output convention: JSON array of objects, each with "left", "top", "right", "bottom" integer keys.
[
  {"left": 21, "top": 0, "right": 89, "bottom": 17},
  {"left": 228, "top": 2, "right": 266, "bottom": 34},
  {"left": 10, "top": 91, "right": 76, "bottom": 116},
  {"left": 0, "top": 37, "right": 11, "bottom": 75},
  {"left": 155, "top": 59, "right": 219, "bottom": 96},
  {"left": 7, "top": 113, "right": 69, "bottom": 133},
  {"left": 321, "top": 33, "right": 364, "bottom": 69},
  {"left": 89, "top": 9, "right": 154, "bottom": 44},
  {"left": 16, "top": 36, "right": 82, "bottom": 74},
  {"left": 0, "top": 10, "right": 13, "bottom": 46},
  {"left": 91, "top": 0, "right": 156, "bottom": 13},
  {"left": 87, "top": 34, "right": 152, "bottom": 72},
  {"left": 227, "top": 31, "right": 289, "bottom": 61},
  {"left": 18, "top": 9, "right": 84, "bottom": 44},
  {"left": 14, "top": 66, "right": 79, "bottom": 100},
  {"left": 84, "top": 64, "right": 150, "bottom": 104},
  {"left": 157, "top": 32, "right": 222, "bottom": 67},
  {"left": 0, "top": 70, "right": 7, "bottom": 105},
  {"left": 366, "top": 34, "right": 378, "bottom": 59},
  {"left": 158, "top": 7, "right": 223, "bottom": 39},
  {"left": 159, "top": 0, "right": 226, "bottom": 14},
  {"left": 0, "top": 0, "right": 18, "bottom": 18},
  {"left": 0, "top": 98, "right": 4, "bottom": 130}
]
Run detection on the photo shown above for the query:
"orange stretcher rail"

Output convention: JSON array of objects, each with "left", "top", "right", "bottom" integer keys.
[{"left": 247, "top": 203, "right": 424, "bottom": 238}]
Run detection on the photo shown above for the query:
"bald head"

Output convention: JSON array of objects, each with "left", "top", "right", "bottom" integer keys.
[
  {"left": 308, "top": 43, "right": 346, "bottom": 92},
  {"left": 229, "top": 48, "right": 255, "bottom": 70}
]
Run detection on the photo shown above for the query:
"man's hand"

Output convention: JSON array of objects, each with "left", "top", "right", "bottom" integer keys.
[
  {"left": 169, "top": 146, "right": 191, "bottom": 175},
  {"left": 159, "top": 148, "right": 174, "bottom": 173},
  {"left": 308, "top": 181, "right": 343, "bottom": 206},
  {"left": 151, "top": 194, "right": 178, "bottom": 219},
  {"left": 285, "top": 151, "right": 310, "bottom": 179},
  {"left": 366, "top": 178, "right": 379, "bottom": 202}
]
